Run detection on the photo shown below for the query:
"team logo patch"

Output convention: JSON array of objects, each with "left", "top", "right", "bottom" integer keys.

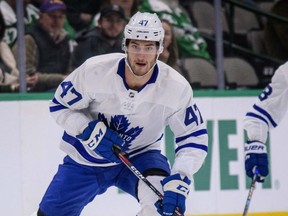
[{"left": 98, "top": 113, "right": 143, "bottom": 151}]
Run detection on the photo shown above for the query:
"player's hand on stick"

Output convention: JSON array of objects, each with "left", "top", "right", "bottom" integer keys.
[
  {"left": 77, "top": 120, "right": 125, "bottom": 163},
  {"left": 155, "top": 173, "right": 190, "bottom": 216},
  {"left": 244, "top": 141, "right": 268, "bottom": 182}
]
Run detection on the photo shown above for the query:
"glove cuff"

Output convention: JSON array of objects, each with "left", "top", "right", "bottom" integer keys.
[
  {"left": 245, "top": 141, "right": 267, "bottom": 154},
  {"left": 163, "top": 180, "right": 190, "bottom": 198},
  {"left": 78, "top": 121, "right": 107, "bottom": 149}
]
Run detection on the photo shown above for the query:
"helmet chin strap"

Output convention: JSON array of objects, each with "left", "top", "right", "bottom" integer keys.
[{"left": 125, "top": 51, "right": 160, "bottom": 78}]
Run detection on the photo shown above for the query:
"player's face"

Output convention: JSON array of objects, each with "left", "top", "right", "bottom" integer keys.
[{"left": 126, "top": 40, "right": 158, "bottom": 76}]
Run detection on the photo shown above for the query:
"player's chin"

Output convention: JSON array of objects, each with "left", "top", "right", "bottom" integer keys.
[{"left": 133, "top": 67, "right": 147, "bottom": 76}]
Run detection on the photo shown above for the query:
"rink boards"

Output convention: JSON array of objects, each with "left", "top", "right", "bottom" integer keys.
[{"left": 0, "top": 91, "right": 287, "bottom": 216}]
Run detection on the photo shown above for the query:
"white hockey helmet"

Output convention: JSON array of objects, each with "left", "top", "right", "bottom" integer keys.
[{"left": 123, "top": 11, "right": 164, "bottom": 54}]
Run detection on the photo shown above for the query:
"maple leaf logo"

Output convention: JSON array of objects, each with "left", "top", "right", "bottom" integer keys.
[{"left": 98, "top": 113, "right": 143, "bottom": 151}]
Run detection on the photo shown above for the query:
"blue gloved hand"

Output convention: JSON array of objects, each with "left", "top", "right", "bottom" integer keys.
[
  {"left": 155, "top": 173, "right": 191, "bottom": 216},
  {"left": 76, "top": 120, "right": 125, "bottom": 163},
  {"left": 244, "top": 141, "right": 268, "bottom": 182}
]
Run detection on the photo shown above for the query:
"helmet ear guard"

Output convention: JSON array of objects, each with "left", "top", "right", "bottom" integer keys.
[
  {"left": 123, "top": 12, "right": 164, "bottom": 54},
  {"left": 122, "top": 38, "right": 127, "bottom": 52},
  {"left": 157, "top": 41, "right": 164, "bottom": 54}
]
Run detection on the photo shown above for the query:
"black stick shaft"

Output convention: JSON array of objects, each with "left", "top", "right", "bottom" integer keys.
[
  {"left": 115, "top": 149, "right": 183, "bottom": 216},
  {"left": 243, "top": 173, "right": 257, "bottom": 216}
]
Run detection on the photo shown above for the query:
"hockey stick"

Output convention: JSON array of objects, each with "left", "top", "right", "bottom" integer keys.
[
  {"left": 242, "top": 167, "right": 259, "bottom": 216},
  {"left": 113, "top": 146, "right": 183, "bottom": 216}
]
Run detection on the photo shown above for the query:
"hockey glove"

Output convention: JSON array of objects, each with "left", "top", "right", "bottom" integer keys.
[
  {"left": 76, "top": 120, "right": 125, "bottom": 163},
  {"left": 244, "top": 141, "right": 268, "bottom": 182},
  {"left": 155, "top": 173, "right": 191, "bottom": 216}
]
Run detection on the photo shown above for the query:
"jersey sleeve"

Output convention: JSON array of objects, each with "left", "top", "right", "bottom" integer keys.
[
  {"left": 49, "top": 61, "right": 93, "bottom": 136},
  {"left": 168, "top": 84, "right": 208, "bottom": 181},
  {"left": 243, "top": 61, "right": 288, "bottom": 143}
]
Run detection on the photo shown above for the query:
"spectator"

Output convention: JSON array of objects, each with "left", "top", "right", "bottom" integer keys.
[
  {"left": 72, "top": 4, "right": 126, "bottom": 69},
  {"left": 62, "top": 0, "right": 103, "bottom": 38},
  {"left": 140, "top": 0, "right": 212, "bottom": 61},
  {"left": 12, "top": 0, "right": 71, "bottom": 92},
  {"left": 0, "top": 10, "right": 19, "bottom": 93},
  {"left": 263, "top": 0, "right": 288, "bottom": 62},
  {"left": 94, "top": 0, "right": 139, "bottom": 25},
  {"left": 108, "top": 0, "right": 140, "bottom": 18},
  {"left": 0, "top": 0, "right": 39, "bottom": 47},
  {"left": 159, "top": 19, "right": 182, "bottom": 73}
]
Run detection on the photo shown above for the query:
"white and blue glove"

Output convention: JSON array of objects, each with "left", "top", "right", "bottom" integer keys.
[
  {"left": 155, "top": 173, "right": 191, "bottom": 216},
  {"left": 76, "top": 120, "right": 125, "bottom": 163},
  {"left": 244, "top": 141, "right": 268, "bottom": 182}
]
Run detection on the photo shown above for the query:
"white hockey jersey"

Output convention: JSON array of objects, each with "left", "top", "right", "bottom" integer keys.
[
  {"left": 49, "top": 53, "right": 208, "bottom": 180},
  {"left": 244, "top": 61, "right": 288, "bottom": 143}
]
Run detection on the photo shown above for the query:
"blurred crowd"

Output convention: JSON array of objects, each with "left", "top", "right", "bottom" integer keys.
[
  {"left": 0, "top": 0, "right": 214, "bottom": 93},
  {"left": 0, "top": 0, "right": 287, "bottom": 93}
]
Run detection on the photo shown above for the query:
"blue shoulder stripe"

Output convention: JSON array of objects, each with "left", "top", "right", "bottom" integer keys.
[
  {"left": 175, "top": 129, "right": 207, "bottom": 143},
  {"left": 175, "top": 143, "right": 208, "bottom": 154},
  {"left": 253, "top": 104, "right": 277, "bottom": 127}
]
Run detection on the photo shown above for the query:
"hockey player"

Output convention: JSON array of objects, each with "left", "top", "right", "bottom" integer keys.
[
  {"left": 36, "top": 11, "right": 208, "bottom": 216},
  {"left": 243, "top": 61, "right": 288, "bottom": 182}
]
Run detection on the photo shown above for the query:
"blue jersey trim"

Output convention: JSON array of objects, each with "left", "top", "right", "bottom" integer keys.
[
  {"left": 62, "top": 132, "right": 111, "bottom": 164},
  {"left": 116, "top": 58, "right": 159, "bottom": 92},
  {"left": 49, "top": 97, "right": 68, "bottom": 112},
  {"left": 246, "top": 112, "right": 269, "bottom": 126},
  {"left": 253, "top": 104, "right": 277, "bottom": 127},
  {"left": 175, "top": 143, "right": 208, "bottom": 154},
  {"left": 62, "top": 132, "right": 163, "bottom": 163},
  {"left": 117, "top": 58, "right": 129, "bottom": 90},
  {"left": 175, "top": 129, "right": 207, "bottom": 143}
]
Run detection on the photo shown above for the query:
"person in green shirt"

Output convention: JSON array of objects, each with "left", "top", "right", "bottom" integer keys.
[
  {"left": 0, "top": 0, "right": 39, "bottom": 47},
  {"left": 139, "top": 0, "right": 212, "bottom": 62}
]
